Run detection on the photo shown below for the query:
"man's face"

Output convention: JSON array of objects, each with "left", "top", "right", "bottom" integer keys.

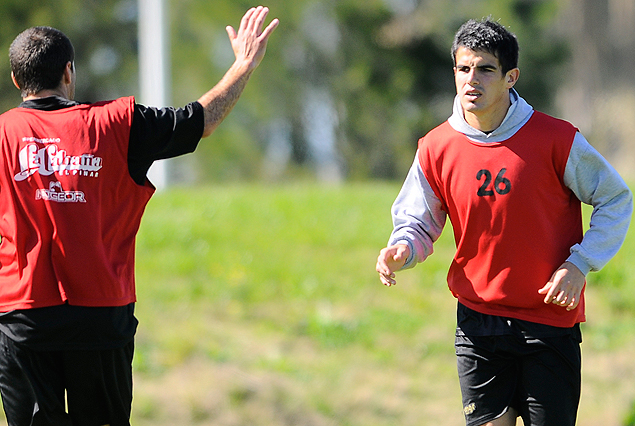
[{"left": 453, "top": 46, "right": 519, "bottom": 131}]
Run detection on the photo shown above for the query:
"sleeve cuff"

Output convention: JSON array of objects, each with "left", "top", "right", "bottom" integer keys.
[{"left": 566, "top": 251, "right": 592, "bottom": 276}]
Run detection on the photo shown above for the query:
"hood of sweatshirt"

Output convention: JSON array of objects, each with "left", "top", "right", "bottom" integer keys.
[{"left": 447, "top": 89, "right": 534, "bottom": 143}]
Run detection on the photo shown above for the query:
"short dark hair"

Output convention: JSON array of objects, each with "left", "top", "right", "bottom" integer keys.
[
  {"left": 451, "top": 18, "right": 519, "bottom": 74},
  {"left": 9, "top": 26, "right": 75, "bottom": 97}
]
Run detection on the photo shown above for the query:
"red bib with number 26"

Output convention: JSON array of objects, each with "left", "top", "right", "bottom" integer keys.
[{"left": 418, "top": 111, "right": 583, "bottom": 327}]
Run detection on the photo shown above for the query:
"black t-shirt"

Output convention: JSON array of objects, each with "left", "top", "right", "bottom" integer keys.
[{"left": 0, "top": 96, "right": 204, "bottom": 350}]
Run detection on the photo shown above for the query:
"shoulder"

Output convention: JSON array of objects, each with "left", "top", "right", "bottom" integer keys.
[
  {"left": 530, "top": 111, "right": 578, "bottom": 134},
  {"left": 0, "top": 106, "right": 42, "bottom": 128},
  {"left": 89, "top": 96, "right": 135, "bottom": 112},
  {"left": 418, "top": 121, "right": 464, "bottom": 154},
  {"left": 419, "top": 121, "right": 454, "bottom": 143},
  {"left": 0, "top": 107, "right": 19, "bottom": 120},
  {"left": 521, "top": 111, "right": 578, "bottom": 154},
  {"left": 85, "top": 96, "right": 135, "bottom": 126},
  {"left": 425, "top": 121, "right": 454, "bottom": 137},
  {"left": 0, "top": 105, "right": 28, "bottom": 117}
]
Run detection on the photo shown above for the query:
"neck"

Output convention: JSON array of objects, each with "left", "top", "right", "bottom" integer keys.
[{"left": 22, "top": 87, "right": 71, "bottom": 102}]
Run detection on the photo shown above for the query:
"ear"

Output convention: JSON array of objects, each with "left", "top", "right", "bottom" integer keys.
[
  {"left": 505, "top": 68, "right": 520, "bottom": 89},
  {"left": 11, "top": 71, "right": 20, "bottom": 90},
  {"left": 62, "top": 61, "right": 73, "bottom": 85}
]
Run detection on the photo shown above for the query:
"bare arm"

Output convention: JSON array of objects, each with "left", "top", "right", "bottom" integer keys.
[{"left": 197, "top": 6, "right": 279, "bottom": 138}]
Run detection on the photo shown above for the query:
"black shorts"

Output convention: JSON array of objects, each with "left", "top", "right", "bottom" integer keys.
[
  {"left": 455, "top": 331, "right": 581, "bottom": 426},
  {"left": 0, "top": 331, "right": 134, "bottom": 426}
]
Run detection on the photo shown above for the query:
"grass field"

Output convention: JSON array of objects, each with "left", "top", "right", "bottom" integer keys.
[
  {"left": 125, "top": 182, "right": 635, "bottom": 426},
  {"left": 1, "top": 182, "right": 633, "bottom": 425}
]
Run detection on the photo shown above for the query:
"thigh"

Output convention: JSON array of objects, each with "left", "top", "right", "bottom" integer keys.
[
  {"left": 517, "top": 335, "right": 581, "bottom": 426},
  {"left": 64, "top": 340, "right": 135, "bottom": 426},
  {"left": 455, "top": 334, "right": 519, "bottom": 426},
  {"left": 0, "top": 332, "right": 71, "bottom": 426}
]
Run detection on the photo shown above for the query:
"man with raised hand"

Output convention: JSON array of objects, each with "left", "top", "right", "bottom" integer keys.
[{"left": 0, "top": 6, "right": 277, "bottom": 426}]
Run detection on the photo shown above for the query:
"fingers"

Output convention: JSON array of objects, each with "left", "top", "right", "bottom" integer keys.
[
  {"left": 537, "top": 281, "right": 555, "bottom": 300},
  {"left": 261, "top": 17, "right": 280, "bottom": 40},
  {"left": 251, "top": 6, "right": 268, "bottom": 34},
  {"left": 226, "top": 6, "right": 271, "bottom": 42},
  {"left": 548, "top": 288, "right": 579, "bottom": 310},
  {"left": 239, "top": 6, "right": 276, "bottom": 38},
  {"left": 377, "top": 268, "right": 397, "bottom": 286},
  {"left": 228, "top": 6, "right": 278, "bottom": 68},
  {"left": 539, "top": 263, "right": 584, "bottom": 311},
  {"left": 376, "top": 251, "right": 396, "bottom": 287},
  {"left": 226, "top": 25, "right": 236, "bottom": 41},
  {"left": 376, "top": 244, "right": 410, "bottom": 287},
  {"left": 376, "top": 249, "right": 393, "bottom": 286},
  {"left": 540, "top": 281, "right": 577, "bottom": 308},
  {"left": 240, "top": 7, "right": 258, "bottom": 34},
  {"left": 377, "top": 268, "right": 396, "bottom": 287}
]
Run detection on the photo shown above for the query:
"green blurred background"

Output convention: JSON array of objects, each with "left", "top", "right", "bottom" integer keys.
[
  {"left": 0, "top": 0, "right": 633, "bottom": 184},
  {"left": 0, "top": 0, "right": 634, "bottom": 425}
]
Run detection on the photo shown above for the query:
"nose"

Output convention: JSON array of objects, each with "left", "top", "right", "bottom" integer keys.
[{"left": 467, "top": 69, "right": 478, "bottom": 86}]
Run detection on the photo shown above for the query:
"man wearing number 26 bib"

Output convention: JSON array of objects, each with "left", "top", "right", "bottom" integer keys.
[{"left": 376, "top": 18, "right": 632, "bottom": 426}]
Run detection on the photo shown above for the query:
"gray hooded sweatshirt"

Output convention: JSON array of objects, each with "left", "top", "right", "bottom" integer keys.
[{"left": 389, "top": 90, "right": 632, "bottom": 276}]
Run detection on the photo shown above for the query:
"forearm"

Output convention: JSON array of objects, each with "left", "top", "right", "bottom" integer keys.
[
  {"left": 564, "top": 132, "right": 633, "bottom": 274},
  {"left": 388, "top": 154, "right": 446, "bottom": 269},
  {"left": 197, "top": 62, "right": 252, "bottom": 138},
  {"left": 197, "top": 6, "right": 278, "bottom": 138}
]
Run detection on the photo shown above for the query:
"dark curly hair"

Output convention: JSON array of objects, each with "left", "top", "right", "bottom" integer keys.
[
  {"left": 9, "top": 26, "right": 74, "bottom": 97},
  {"left": 451, "top": 18, "right": 519, "bottom": 74}
]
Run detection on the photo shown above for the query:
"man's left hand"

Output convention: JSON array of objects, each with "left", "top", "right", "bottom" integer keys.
[{"left": 538, "top": 261, "right": 586, "bottom": 311}]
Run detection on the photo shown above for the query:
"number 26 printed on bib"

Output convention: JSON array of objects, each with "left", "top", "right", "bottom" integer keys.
[{"left": 476, "top": 168, "right": 511, "bottom": 196}]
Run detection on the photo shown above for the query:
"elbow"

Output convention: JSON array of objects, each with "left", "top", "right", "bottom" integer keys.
[
  {"left": 200, "top": 122, "right": 219, "bottom": 139},
  {"left": 617, "top": 183, "right": 634, "bottom": 218}
]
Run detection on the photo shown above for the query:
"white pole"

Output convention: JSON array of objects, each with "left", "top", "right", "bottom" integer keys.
[{"left": 138, "top": 0, "right": 170, "bottom": 189}]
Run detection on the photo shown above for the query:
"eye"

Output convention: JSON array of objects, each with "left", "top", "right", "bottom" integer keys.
[{"left": 479, "top": 66, "right": 498, "bottom": 74}]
